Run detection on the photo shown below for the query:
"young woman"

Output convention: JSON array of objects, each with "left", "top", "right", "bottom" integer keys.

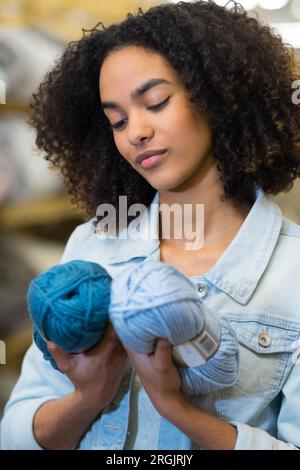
[{"left": 1, "top": 0, "right": 300, "bottom": 450}]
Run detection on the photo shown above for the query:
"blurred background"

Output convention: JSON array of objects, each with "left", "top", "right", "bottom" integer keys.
[{"left": 0, "top": 0, "right": 299, "bottom": 419}]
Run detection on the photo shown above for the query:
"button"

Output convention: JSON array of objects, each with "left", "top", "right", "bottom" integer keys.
[
  {"left": 258, "top": 332, "right": 272, "bottom": 348},
  {"left": 197, "top": 284, "right": 207, "bottom": 297}
]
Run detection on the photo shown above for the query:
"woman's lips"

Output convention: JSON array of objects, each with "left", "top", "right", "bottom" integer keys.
[{"left": 140, "top": 150, "right": 168, "bottom": 169}]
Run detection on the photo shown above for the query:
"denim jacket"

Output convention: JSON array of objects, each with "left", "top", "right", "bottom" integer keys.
[{"left": 1, "top": 189, "right": 300, "bottom": 450}]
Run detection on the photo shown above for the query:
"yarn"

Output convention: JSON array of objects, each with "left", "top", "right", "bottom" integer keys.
[
  {"left": 27, "top": 260, "right": 112, "bottom": 370},
  {"left": 109, "top": 261, "right": 239, "bottom": 395},
  {"left": 27, "top": 259, "right": 239, "bottom": 396}
]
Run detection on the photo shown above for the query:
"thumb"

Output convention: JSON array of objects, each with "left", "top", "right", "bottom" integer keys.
[
  {"left": 88, "top": 321, "right": 120, "bottom": 358},
  {"left": 156, "top": 338, "right": 171, "bottom": 349},
  {"left": 153, "top": 339, "right": 172, "bottom": 368},
  {"left": 47, "top": 341, "right": 73, "bottom": 372}
]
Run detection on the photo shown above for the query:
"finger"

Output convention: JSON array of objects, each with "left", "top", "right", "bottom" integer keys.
[
  {"left": 155, "top": 339, "right": 172, "bottom": 354},
  {"left": 153, "top": 339, "right": 172, "bottom": 369},
  {"left": 123, "top": 347, "right": 137, "bottom": 362},
  {"left": 103, "top": 321, "right": 119, "bottom": 342},
  {"left": 86, "top": 322, "right": 120, "bottom": 358},
  {"left": 123, "top": 345, "right": 150, "bottom": 369},
  {"left": 46, "top": 341, "right": 73, "bottom": 372},
  {"left": 113, "top": 340, "right": 128, "bottom": 355}
]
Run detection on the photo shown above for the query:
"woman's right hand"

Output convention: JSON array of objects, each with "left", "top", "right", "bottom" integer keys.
[{"left": 46, "top": 321, "right": 129, "bottom": 409}]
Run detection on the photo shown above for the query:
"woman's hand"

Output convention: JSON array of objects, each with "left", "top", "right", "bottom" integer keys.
[
  {"left": 124, "top": 339, "right": 238, "bottom": 450},
  {"left": 46, "top": 322, "right": 129, "bottom": 408},
  {"left": 123, "top": 338, "right": 183, "bottom": 416}
]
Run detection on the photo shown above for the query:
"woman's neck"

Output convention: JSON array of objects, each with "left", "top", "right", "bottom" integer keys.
[{"left": 158, "top": 166, "right": 252, "bottom": 254}]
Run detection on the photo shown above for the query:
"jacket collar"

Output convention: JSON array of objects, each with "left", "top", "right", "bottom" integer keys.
[
  {"left": 204, "top": 188, "right": 283, "bottom": 304},
  {"left": 108, "top": 189, "right": 283, "bottom": 305}
]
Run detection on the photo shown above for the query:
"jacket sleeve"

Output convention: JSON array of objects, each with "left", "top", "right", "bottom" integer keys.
[
  {"left": 230, "top": 361, "right": 300, "bottom": 450},
  {"left": 0, "top": 343, "right": 74, "bottom": 449},
  {"left": 0, "top": 226, "right": 81, "bottom": 450}
]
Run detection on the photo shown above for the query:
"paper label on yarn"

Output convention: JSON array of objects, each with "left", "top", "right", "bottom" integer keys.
[{"left": 172, "top": 329, "right": 219, "bottom": 368}]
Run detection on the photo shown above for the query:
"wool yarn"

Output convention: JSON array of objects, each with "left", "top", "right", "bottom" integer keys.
[
  {"left": 27, "top": 258, "right": 239, "bottom": 396},
  {"left": 109, "top": 261, "right": 239, "bottom": 395},
  {"left": 27, "top": 260, "right": 112, "bottom": 370}
]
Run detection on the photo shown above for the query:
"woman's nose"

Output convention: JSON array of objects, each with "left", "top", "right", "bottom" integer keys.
[{"left": 127, "top": 114, "right": 154, "bottom": 146}]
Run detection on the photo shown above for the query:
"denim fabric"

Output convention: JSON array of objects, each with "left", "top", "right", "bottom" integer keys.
[{"left": 1, "top": 189, "right": 300, "bottom": 450}]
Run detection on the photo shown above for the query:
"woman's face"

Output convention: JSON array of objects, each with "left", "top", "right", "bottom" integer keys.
[{"left": 99, "top": 46, "right": 214, "bottom": 192}]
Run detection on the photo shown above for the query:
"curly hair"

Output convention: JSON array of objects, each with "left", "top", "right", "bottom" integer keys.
[{"left": 29, "top": 0, "right": 300, "bottom": 221}]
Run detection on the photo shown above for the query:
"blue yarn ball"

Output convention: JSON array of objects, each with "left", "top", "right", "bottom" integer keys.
[
  {"left": 110, "top": 262, "right": 208, "bottom": 352},
  {"left": 27, "top": 260, "right": 112, "bottom": 370},
  {"left": 33, "top": 326, "right": 58, "bottom": 370},
  {"left": 109, "top": 261, "right": 239, "bottom": 395}
]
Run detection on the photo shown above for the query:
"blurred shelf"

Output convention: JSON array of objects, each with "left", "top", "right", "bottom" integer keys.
[
  {"left": 0, "top": 193, "right": 86, "bottom": 230},
  {"left": 0, "top": 100, "right": 29, "bottom": 114},
  {"left": 0, "top": 231, "right": 66, "bottom": 274},
  {"left": 0, "top": 0, "right": 164, "bottom": 41},
  {"left": 5, "top": 326, "right": 32, "bottom": 362}
]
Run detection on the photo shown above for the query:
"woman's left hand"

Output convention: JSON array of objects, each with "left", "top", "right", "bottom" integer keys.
[{"left": 123, "top": 339, "right": 183, "bottom": 416}]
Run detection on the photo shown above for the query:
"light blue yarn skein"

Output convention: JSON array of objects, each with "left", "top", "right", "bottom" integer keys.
[
  {"left": 109, "top": 261, "right": 239, "bottom": 396},
  {"left": 27, "top": 260, "right": 112, "bottom": 370}
]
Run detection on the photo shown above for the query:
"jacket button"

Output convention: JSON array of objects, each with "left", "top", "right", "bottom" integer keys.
[
  {"left": 258, "top": 332, "right": 272, "bottom": 348},
  {"left": 197, "top": 284, "right": 207, "bottom": 297}
]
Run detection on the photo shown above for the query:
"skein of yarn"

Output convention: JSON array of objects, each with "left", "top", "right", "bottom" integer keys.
[
  {"left": 109, "top": 261, "right": 239, "bottom": 396},
  {"left": 27, "top": 258, "right": 239, "bottom": 395},
  {"left": 27, "top": 260, "right": 112, "bottom": 370}
]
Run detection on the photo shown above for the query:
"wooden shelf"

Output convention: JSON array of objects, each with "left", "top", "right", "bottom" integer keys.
[
  {"left": 5, "top": 326, "right": 32, "bottom": 361},
  {"left": 0, "top": 0, "right": 163, "bottom": 41},
  {"left": 0, "top": 193, "right": 86, "bottom": 230},
  {"left": 0, "top": 100, "right": 29, "bottom": 114}
]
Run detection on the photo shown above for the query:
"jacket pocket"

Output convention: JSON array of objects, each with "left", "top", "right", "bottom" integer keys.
[{"left": 216, "top": 313, "right": 300, "bottom": 421}]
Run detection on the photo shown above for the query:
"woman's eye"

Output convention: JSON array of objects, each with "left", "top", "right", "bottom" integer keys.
[
  {"left": 109, "top": 97, "right": 170, "bottom": 131},
  {"left": 148, "top": 96, "right": 170, "bottom": 111},
  {"left": 110, "top": 119, "right": 127, "bottom": 130}
]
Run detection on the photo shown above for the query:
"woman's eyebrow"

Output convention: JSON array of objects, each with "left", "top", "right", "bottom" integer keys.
[{"left": 101, "top": 78, "right": 172, "bottom": 110}]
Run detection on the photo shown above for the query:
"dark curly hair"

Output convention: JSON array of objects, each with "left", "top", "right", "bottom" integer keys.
[{"left": 30, "top": 0, "right": 300, "bottom": 222}]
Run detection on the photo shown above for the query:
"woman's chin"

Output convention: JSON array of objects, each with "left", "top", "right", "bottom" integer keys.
[
  {"left": 141, "top": 171, "right": 187, "bottom": 193},
  {"left": 147, "top": 179, "right": 184, "bottom": 193},
  {"left": 150, "top": 178, "right": 191, "bottom": 193}
]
